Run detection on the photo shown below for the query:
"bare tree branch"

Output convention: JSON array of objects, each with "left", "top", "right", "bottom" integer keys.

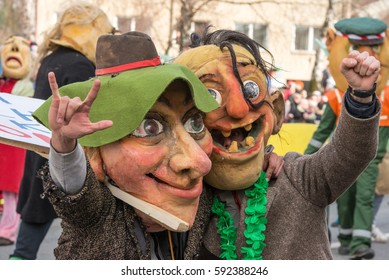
[{"left": 216, "top": 0, "right": 327, "bottom": 6}]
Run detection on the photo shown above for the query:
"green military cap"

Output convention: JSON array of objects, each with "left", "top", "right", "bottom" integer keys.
[
  {"left": 33, "top": 32, "right": 219, "bottom": 147},
  {"left": 334, "top": 17, "right": 387, "bottom": 45}
]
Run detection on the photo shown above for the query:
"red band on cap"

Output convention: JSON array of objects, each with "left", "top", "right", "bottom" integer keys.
[
  {"left": 95, "top": 56, "right": 161, "bottom": 76},
  {"left": 335, "top": 31, "right": 386, "bottom": 41}
]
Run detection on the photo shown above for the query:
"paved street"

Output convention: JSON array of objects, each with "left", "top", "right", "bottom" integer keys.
[
  {"left": 1, "top": 195, "right": 388, "bottom": 260},
  {"left": 329, "top": 195, "right": 389, "bottom": 260}
]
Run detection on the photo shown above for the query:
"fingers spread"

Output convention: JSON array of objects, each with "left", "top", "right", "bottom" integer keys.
[
  {"left": 56, "top": 96, "right": 70, "bottom": 124},
  {"left": 48, "top": 72, "right": 60, "bottom": 101},
  {"left": 94, "top": 120, "right": 113, "bottom": 131},
  {"left": 63, "top": 97, "right": 82, "bottom": 125},
  {"left": 83, "top": 79, "right": 101, "bottom": 108}
]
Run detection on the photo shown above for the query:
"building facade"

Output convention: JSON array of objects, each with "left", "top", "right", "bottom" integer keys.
[{"left": 31, "top": 0, "right": 389, "bottom": 87}]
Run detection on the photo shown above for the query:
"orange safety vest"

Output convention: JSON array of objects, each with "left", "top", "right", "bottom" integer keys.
[
  {"left": 379, "top": 86, "right": 389, "bottom": 126},
  {"left": 325, "top": 88, "right": 343, "bottom": 123},
  {"left": 325, "top": 86, "right": 389, "bottom": 127}
]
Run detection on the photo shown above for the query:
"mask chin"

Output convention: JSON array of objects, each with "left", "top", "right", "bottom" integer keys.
[
  {"left": 204, "top": 149, "right": 264, "bottom": 190},
  {"left": 136, "top": 201, "right": 199, "bottom": 233},
  {"left": 2, "top": 66, "right": 30, "bottom": 80}
]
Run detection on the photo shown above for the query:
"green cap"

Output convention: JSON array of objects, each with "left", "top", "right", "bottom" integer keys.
[
  {"left": 33, "top": 32, "right": 219, "bottom": 147},
  {"left": 334, "top": 17, "right": 387, "bottom": 45}
]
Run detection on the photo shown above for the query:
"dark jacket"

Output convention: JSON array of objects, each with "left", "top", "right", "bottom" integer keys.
[
  {"left": 40, "top": 162, "right": 213, "bottom": 260},
  {"left": 40, "top": 94, "right": 379, "bottom": 260},
  {"left": 17, "top": 47, "right": 95, "bottom": 223}
]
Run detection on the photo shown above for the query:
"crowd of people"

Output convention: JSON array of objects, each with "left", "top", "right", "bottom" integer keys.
[
  {"left": 283, "top": 81, "right": 328, "bottom": 124},
  {"left": 0, "top": 3, "right": 388, "bottom": 261}
]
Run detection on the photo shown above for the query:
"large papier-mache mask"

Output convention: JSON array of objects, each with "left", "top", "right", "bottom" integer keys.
[
  {"left": 326, "top": 17, "right": 389, "bottom": 94},
  {"left": 175, "top": 30, "right": 285, "bottom": 190},
  {"left": 34, "top": 32, "right": 219, "bottom": 232},
  {"left": 1, "top": 35, "right": 32, "bottom": 80}
]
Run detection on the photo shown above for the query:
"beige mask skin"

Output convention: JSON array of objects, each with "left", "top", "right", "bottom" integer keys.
[
  {"left": 50, "top": 8, "right": 114, "bottom": 64},
  {"left": 175, "top": 45, "right": 285, "bottom": 190},
  {"left": 1, "top": 35, "right": 32, "bottom": 80},
  {"left": 326, "top": 28, "right": 389, "bottom": 94}
]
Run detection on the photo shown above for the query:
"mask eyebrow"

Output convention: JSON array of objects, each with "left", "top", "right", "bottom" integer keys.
[
  {"left": 158, "top": 88, "right": 193, "bottom": 107},
  {"left": 157, "top": 95, "right": 171, "bottom": 107},
  {"left": 21, "top": 40, "right": 30, "bottom": 46},
  {"left": 199, "top": 73, "right": 216, "bottom": 80}
]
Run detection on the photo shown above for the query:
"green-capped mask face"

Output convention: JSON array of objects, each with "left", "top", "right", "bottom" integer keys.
[
  {"left": 95, "top": 80, "right": 214, "bottom": 232},
  {"left": 33, "top": 31, "right": 219, "bottom": 232}
]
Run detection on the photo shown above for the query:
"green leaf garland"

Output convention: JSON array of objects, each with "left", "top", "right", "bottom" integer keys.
[{"left": 211, "top": 171, "right": 268, "bottom": 260}]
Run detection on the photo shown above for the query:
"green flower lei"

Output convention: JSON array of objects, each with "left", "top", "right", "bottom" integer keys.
[{"left": 211, "top": 171, "right": 268, "bottom": 260}]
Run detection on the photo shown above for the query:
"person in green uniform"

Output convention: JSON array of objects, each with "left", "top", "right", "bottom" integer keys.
[{"left": 305, "top": 17, "right": 389, "bottom": 259}]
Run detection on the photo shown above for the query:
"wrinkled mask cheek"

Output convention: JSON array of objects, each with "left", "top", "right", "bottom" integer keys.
[{"left": 99, "top": 138, "right": 203, "bottom": 232}]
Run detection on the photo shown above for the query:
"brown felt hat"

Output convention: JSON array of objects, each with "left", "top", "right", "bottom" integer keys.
[{"left": 95, "top": 31, "right": 161, "bottom": 75}]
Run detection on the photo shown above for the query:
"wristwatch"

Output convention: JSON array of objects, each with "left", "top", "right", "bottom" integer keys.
[{"left": 348, "top": 83, "right": 376, "bottom": 98}]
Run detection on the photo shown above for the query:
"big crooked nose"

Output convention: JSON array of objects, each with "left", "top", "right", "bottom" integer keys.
[{"left": 169, "top": 129, "right": 212, "bottom": 181}]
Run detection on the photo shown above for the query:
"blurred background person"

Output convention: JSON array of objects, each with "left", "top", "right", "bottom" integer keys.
[
  {"left": 0, "top": 35, "right": 34, "bottom": 246},
  {"left": 305, "top": 17, "right": 389, "bottom": 259},
  {"left": 9, "top": 3, "right": 114, "bottom": 259}
]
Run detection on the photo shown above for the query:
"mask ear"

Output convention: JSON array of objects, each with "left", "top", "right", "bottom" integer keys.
[
  {"left": 84, "top": 147, "right": 106, "bottom": 182},
  {"left": 326, "top": 28, "right": 336, "bottom": 53},
  {"left": 270, "top": 90, "right": 285, "bottom": 134}
]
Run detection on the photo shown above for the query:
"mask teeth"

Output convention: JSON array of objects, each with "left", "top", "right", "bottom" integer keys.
[
  {"left": 243, "top": 136, "right": 255, "bottom": 148},
  {"left": 222, "top": 130, "right": 231, "bottom": 138},
  {"left": 244, "top": 124, "right": 252, "bottom": 132},
  {"left": 228, "top": 136, "right": 256, "bottom": 152},
  {"left": 228, "top": 140, "right": 239, "bottom": 152}
]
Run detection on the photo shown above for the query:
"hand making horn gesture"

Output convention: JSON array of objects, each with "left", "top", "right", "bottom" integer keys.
[{"left": 48, "top": 72, "right": 113, "bottom": 153}]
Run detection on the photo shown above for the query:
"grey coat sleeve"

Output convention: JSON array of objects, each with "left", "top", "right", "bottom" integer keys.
[
  {"left": 282, "top": 97, "right": 381, "bottom": 207},
  {"left": 49, "top": 143, "right": 87, "bottom": 194}
]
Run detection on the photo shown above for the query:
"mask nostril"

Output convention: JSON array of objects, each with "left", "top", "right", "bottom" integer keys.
[{"left": 181, "top": 169, "right": 190, "bottom": 175}]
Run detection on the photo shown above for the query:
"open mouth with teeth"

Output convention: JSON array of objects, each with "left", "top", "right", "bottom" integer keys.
[{"left": 210, "top": 116, "right": 263, "bottom": 153}]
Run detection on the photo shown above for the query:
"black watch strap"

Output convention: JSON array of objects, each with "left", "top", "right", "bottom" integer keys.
[{"left": 349, "top": 83, "right": 376, "bottom": 98}]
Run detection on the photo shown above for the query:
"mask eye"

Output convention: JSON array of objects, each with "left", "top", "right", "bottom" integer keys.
[
  {"left": 372, "top": 45, "right": 381, "bottom": 54},
  {"left": 243, "top": 80, "right": 260, "bottom": 101},
  {"left": 348, "top": 44, "right": 359, "bottom": 52},
  {"left": 132, "top": 118, "right": 164, "bottom": 137},
  {"left": 184, "top": 112, "right": 205, "bottom": 134},
  {"left": 208, "top": 88, "right": 222, "bottom": 105}
]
